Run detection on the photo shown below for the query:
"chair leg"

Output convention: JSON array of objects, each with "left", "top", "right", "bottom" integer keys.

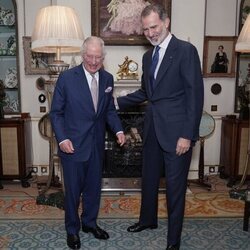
[{"left": 243, "top": 201, "right": 250, "bottom": 231}]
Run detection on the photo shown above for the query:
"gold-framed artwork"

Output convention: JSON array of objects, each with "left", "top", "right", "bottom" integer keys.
[
  {"left": 91, "top": 0, "right": 172, "bottom": 45},
  {"left": 23, "top": 36, "right": 54, "bottom": 75},
  {"left": 203, "top": 36, "right": 237, "bottom": 78}
]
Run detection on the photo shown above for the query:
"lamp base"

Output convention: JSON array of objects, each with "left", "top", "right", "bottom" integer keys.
[
  {"left": 229, "top": 188, "right": 248, "bottom": 200},
  {"left": 48, "top": 60, "right": 69, "bottom": 80},
  {"left": 36, "top": 190, "right": 64, "bottom": 209}
]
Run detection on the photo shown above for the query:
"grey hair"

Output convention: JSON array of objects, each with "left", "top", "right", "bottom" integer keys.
[
  {"left": 141, "top": 3, "right": 168, "bottom": 21},
  {"left": 81, "top": 36, "right": 106, "bottom": 57}
]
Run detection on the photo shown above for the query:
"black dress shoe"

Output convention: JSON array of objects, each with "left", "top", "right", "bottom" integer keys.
[
  {"left": 127, "top": 222, "right": 158, "bottom": 232},
  {"left": 82, "top": 225, "right": 109, "bottom": 240},
  {"left": 166, "top": 243, "right": 180, "bottom": 250},
  {"left": 67, "top": 234, "right": 80, "bottom": 249}
]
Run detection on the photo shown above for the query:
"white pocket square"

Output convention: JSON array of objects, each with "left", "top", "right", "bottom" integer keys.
[{"left": 105, "top": 87, "right": 112, "bottom": 93}]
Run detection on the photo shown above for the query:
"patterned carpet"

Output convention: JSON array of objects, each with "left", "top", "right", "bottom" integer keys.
[
  {"left": 0, "top": 175, "right": 245, "bottom": 219},
  {"left": 0, "top": 218, "right": 249, "bottom": 250},
  {"left": 1, "top": 192, "right": 244, "bottom": 219},
  {"left": 0, "top": 175, "right": 249, "bottom": 250}
]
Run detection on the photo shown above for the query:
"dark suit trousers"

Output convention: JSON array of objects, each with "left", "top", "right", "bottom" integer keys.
[
  {"left": 139, "top": 120, "right": 192, "bottom": 245},
  {"left": 61, "top": 147, "right": 102, "bottom": 235}
]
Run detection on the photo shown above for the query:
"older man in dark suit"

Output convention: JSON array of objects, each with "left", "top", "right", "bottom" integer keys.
[
  {"left": 117, "top": 4, "right": 204, "bottom": 250},
  {"left": 50, "top": 36, "right": 125, "bottom": 249}
]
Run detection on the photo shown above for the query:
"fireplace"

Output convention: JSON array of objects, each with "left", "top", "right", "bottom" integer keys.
[
  {"left": 103, "top": 111, "right": 144, "bottom": 178},
  {"left": 101, "top": 82, "right": 166, "bottom": 191}
]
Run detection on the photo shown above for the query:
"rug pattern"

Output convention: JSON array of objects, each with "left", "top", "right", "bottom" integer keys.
[
  {"left": 0, "top": 218, "right": 249, "bottom": 250},
  {"left": 0, "top": 191, "right": 244, "bottom": 219}
]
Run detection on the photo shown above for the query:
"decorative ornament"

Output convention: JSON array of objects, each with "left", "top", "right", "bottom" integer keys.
[{"left": 116, "top": 56, "right": 139, "bottom": 81}]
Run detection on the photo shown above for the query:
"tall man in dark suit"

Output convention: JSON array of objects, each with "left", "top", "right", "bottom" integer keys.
[
  {"left": 117, "top": 4, "right": 204, "bottom": 250},
  {"left": 50, "top": 36, "right": 125, "bottom": 249}
]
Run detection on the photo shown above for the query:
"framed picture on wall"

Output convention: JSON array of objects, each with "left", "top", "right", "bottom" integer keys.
[
  {"left": 203, "top": 36, "right": 237, "bottom": 77},
  {"left": 91, "top": 0, "right": 172, "bottom": 45},
  {"left": 23, "top": 36, "right": 54, "bottom": 75}
]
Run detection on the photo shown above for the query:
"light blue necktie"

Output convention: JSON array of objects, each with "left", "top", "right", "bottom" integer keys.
[
  {"left": 90, "top": 74, "right": 98, "bottom": 112},
  {"left": 150, "top": 45, "right": 160, "bottom": 91}
]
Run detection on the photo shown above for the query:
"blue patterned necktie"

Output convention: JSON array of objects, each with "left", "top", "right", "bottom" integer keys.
[{"left": 150, "top": 45, "right": 160, "bottom": 91}]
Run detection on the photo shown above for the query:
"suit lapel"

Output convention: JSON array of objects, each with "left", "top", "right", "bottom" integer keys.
[
  {"left": 74, "top": 66, "right": 109, "bottom": 115},
  {"left": 75, "top": 65, "right": 96, "bottom": 113},
  {"left": 96, "top": 69, "right": 108, "bottom": 115},
  {"left": 144, "top": 48, "right": 154, "bottom": 96}
]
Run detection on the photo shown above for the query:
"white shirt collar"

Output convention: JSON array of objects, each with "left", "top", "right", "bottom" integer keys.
[
  {"left": 158, "top": 33, "right": 172, "bottom": 50},
  {"left": 82, "top": 64, "right": 99, "bottom": 79},
  {"left": 82, "top": 64, "right": 99, "bottom": 88}
]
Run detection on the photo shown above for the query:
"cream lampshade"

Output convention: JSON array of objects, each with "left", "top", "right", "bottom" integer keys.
[
  {"left": 235, "top": 14, "right": 250, "bottom": 52},
  {"left": 31, "top": 5, "right": 84, "bottom": 61},
  {"left": 31, "top": 5, "right": 84, "bottom": 105}
]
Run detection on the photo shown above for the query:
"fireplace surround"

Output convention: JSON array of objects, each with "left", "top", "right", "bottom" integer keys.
[{"left": 101, "top": 82, "right": 166, "bottom": 191}]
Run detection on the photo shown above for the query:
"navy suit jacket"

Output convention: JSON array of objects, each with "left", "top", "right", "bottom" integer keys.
[
  {"left": 50, "top": 64, "right": 123, "bottom": 162},
  {"left": 118, "top": 35, "right": 204, "bottom": 152}
]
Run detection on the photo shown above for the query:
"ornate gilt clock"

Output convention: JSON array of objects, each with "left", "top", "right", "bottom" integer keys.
[{"left": 116, "top": 56, "right": 139, "bottom": 81}]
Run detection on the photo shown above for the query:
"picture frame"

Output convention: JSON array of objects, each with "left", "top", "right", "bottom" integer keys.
[
  {"left": 203, "top": 36, "right": 237, "bottom": 77},
  {"left": 23, "top": 36, "right": 54, "bottom": 75},
  {"left": 91, "top": 0, "right": 172, "bottom": 45}
]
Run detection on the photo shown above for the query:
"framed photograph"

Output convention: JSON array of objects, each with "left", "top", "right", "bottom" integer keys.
[
  {"left": 203, "top": 36, "right": 237, "bottom": 77},
  {"left": 23, "top": 36, "right": 54, "bottom": 75},
  {"left": 91, "top": 0, "right": 172, "bottom": 45}
]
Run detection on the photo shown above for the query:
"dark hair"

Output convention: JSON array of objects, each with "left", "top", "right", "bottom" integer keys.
[
  {"left": 218, "top": 45, "right": 224, "bottom": 49},
  {"left": 141, "top": 3, "right": 168, "bottom": 21}
]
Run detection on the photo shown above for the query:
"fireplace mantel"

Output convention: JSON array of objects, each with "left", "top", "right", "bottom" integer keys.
[{"left": 113, "top": 81, "right": 141, "bottom": 98}]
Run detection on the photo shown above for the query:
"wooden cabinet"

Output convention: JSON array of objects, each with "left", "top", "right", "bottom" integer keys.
[
  {"left": 0, "top": 118, "right": 29, "bottom": 181},
  {"left": 0, "top": 0, "right": 21, "bottom": 115},
  {"left": 220, "top": 117, "right": 250, "bottom": 186}
]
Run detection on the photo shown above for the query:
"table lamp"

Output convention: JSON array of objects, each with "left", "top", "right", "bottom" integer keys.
[
  {"left": 31, "top": 5, "right": 84, "bottom": 201},
  {"left": 234, "top": 14, "right": 250, "bottom": 189},
  {"left": 230, "top": 15, "right": 250, "bottom": 221}
]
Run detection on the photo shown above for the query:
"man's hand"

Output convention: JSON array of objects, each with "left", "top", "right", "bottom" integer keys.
[
  {"left": 59, "top": 139, "right": 74, "bottom": 154},
  {"left": 176, "top": 137, "right": 191, "bottom": 156},
  {"left": 116, "top": 132, "right": 126, "bottom": 146}
]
